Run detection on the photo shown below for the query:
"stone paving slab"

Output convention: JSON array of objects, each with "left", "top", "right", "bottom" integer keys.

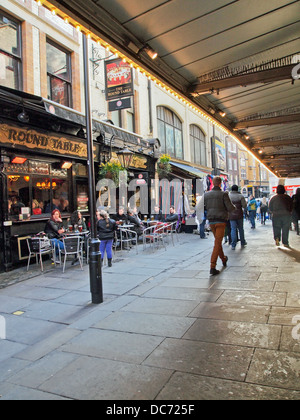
[
  {"left": 39, "top": 356, "right": 173, "bottom": 400},
  {"left": 143, "top": 338, "right": 254, "bottom": 382},
  {"left": 183, "top": 318, "right": 282, "bottom": 350},
  {"left": 156, "top": 371, "right": 300, "bottom": 400},
  {"left": 246, "top": 349, "right": 300, "bottom": 391}
]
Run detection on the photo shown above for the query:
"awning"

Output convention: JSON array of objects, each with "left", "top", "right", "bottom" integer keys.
[{"left": 170, "top": 161, "right": 208, "bottom": 179}]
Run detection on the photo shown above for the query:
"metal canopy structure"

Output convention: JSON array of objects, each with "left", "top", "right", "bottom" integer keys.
[{"left": 51, "top": 0, "right": 300, "bottom": 178}]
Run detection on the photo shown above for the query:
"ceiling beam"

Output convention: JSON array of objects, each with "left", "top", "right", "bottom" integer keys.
[
  {"left": 264, "top": 153, "right": 300, "bottom": 160},
  {"left": 252, "top": 138, "right": 300, "bottom": 148},
  {"left": 233, "top": 113, "right": 300, "bottom": 129},
  {"left": 191, "top": 65, "right": 295, "bottom": 94}
]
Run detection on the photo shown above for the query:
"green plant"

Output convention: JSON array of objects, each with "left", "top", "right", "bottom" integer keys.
[
  {"left": 157, "top": 154, "right": 172, "bottom": 179},
  {"left": 98, "top": 160, "right": 124, "bottom": 184}
]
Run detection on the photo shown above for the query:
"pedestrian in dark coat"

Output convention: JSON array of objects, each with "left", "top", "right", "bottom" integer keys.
[
  {"left": 292, "top": 188, "right": 300, "bottom": 235},
  {"left": 269, "top": 185, "right": 293, "bottom": 247}
]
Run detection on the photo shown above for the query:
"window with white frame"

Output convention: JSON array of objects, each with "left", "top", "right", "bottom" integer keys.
[
  {"left": 157, "top": 106, "right": 183, "bottom": 159},
  {"left": 46, "top": 39, "right": 72, "bottom": 107},
  {"left": 190, "top": 124, "right": 206, "bottom": 166},
  {"left": 0, "top": 12, "right": 22, "bottom": 90}
]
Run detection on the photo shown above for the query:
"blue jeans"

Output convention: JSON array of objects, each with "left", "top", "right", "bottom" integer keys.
[
  {"left": 199, "top": 218, "right": 206, "bottom": 238},
  {"left": 100, "top": 239, "right": 113, "bottom": 260},
  {"left": 230, "top": 219, "right": 246, "bottom": 248},
  {"left": 51, "top": 238, "right": 65, "bottom": 257},
  {"left": 249, "top": 210, "right": 256, "bottom": 228}
]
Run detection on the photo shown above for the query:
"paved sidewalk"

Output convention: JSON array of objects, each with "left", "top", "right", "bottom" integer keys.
[{"left": 0, "top": 221, "right": 300, "bottom": 400}]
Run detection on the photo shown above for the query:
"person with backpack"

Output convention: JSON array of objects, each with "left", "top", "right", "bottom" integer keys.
[{"left": 247, "top": 195, "right": 257, "bottom": 229}]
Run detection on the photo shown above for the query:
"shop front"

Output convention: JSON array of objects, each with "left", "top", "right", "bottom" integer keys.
[
  {"left": 0, "top": 122, "right": 94, "bottom": 271},
  {"left": 0, "top": 86, "right": 158, "bottom": 271}
]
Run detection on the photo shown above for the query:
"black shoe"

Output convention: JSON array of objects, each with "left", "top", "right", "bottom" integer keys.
[
  {"left": 108, "top": 258, "right": 112, "bottom": 267},
  {"left": 223, "top": 256, "right": 228, "bottom": 267},
  {"left": 210, "top": 268, "right": 220, "bottom": 276}
]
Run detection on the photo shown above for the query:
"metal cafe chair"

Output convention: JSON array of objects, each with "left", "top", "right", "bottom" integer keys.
[
  {"left": 119, "top": 228, "right": 138, "bottom": 254},
  {"left": 26, "top": 235, "right": 54, "bottom": 272},
  {"left": 142, "top": 224, "right": 166, "bottom": 251},
  {"left": 60, "top": 236, "right": 84, "bottom": 273}
]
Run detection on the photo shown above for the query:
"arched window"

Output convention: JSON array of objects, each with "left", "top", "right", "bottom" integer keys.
[
  {"left": 190, "top": 125, "right": 206, "bottom": 166},
  {"left": 157, "top": 106, "right": 183, "bottom": 159}
]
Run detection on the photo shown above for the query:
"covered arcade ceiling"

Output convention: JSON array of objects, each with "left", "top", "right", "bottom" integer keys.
[{"left": 50, "top": 0, "right": 300, "bottom": 178}]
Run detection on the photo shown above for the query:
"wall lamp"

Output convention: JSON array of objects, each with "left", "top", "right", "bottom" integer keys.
[{"left": 17, "top": 109, "right": 30, "bottom": 123}]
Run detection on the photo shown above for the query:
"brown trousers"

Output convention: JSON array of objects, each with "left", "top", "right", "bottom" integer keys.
[{"left": 210, "top": 223, "right": 227, "bottom": 269}]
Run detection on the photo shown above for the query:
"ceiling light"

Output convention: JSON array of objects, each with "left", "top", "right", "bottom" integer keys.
[
  {"left": 141, "top": 45, "right": 158, "bottom": 60},
  {"left": 218, "top": 110, "right": 226, "bottom": 117}
]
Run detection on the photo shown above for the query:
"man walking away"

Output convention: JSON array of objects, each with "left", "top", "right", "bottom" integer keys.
[
  {"left": 269, "top": 185, "right": 293, "bottom": 247},
  {"left": 204, "top": 177, "right": 236, "bottom": 276},
  {"left": 229, "top": 185, "right": 247, "bottom": 250}
]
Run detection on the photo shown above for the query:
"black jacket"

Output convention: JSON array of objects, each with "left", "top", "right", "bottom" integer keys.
[
  {"left": 165, "top": 213, "right": 178, "bottom": 223},
  {"left": 97, "top": 218, "right": 117, "bottom": 240},
  {"left": 45, "top": 219, "right": 64, "bottom": 239}
]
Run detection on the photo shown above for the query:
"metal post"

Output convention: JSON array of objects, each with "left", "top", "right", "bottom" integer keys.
[{"left": 82, "top": 33, "right": 103, "bottom": 304}]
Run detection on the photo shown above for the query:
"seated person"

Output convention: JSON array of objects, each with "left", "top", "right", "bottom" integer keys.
[
  {"left": 32, "top": 199, "right": 42, "bottom": 215},
  {"left": 70, "top": 210, "right": 87, "bottom": 231},
  {"left": 44, "top": 209, "right": 65, "bottom": 260},
  {"left": 10, "top": 196, "right": 25, "bottom": 216},
  {"left": 112, "top": 206, "right": 128, "bottom": 225},
  {"left": 165, "top": 205, "right": 178, "bottom": 223},
  {"left": 127, "top": 208, "right": 144, "bottom": 237},
  {"left": 152, "top": 205, "right": 163, "bottom": 222}
]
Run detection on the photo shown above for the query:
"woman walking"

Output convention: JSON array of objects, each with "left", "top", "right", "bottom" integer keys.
[
  {"left": 269, "top": 185, "right": 293, "bottom": 247},
  {"left": 97, "top": 210, "right": 117, "bottom": 267}
]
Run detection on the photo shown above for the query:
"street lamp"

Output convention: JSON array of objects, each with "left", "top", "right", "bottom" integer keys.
[
  {"left": 117, "top": 146, "right": 134, "bottom": 169},
  {"left": 82, "top": 33, "right": 102, "bottom": 304}
]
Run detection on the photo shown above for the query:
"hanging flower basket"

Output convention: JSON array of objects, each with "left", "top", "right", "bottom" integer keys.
[
  {"left": 157, "top": 154, "right": 172, "bottom": 179},
  {"left": 98, "top": 160, "right": 124, "bottom": 184}
]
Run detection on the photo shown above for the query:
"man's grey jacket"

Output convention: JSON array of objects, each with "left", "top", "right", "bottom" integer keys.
[{"left": 204, "top": 187, "right": 236, "bottom": 223}]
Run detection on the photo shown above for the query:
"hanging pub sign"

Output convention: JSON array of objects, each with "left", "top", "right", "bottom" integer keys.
[{"left": 105, "top": 58, "right": 133, "bottom": 101}]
